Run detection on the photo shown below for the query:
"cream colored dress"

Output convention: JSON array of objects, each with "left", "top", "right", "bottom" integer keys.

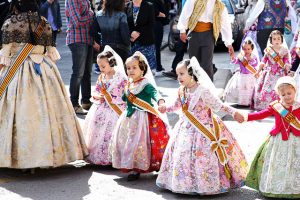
[{"left": 0, "top": 12, "right": 88, "bottom": 169}]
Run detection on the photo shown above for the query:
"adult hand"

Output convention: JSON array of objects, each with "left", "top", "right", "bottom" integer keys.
[
  {"left": 93, "top": 42, "right": 101, "bottom": 52},
  {"left": 47, "top": 0, "right": 54, "bottom": 4},
  {"left": 130, "top": 31, "right": 140, "bottom": 42},
  {"left": 227, "top": 45, "right": 234, "bottom": 59},
  {"left": 180, "top": 32, "right": 187, "bottom": 43}
]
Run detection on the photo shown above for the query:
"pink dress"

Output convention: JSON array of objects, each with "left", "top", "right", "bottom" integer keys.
[
  {"left": 253, "top": 46, "right": 290, "bottom": 110},
  {"left": 83, "top": 71, "right": 127, "bottom": 165},
  {"left": 156, "top": 85, "right": 248, "bottom": 195}
]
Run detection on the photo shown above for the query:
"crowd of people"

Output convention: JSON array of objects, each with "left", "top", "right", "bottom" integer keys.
[{"left": 0, "top": 0, "right": 300, "bottom": 199}]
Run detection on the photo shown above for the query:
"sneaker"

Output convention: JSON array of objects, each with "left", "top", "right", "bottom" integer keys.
[
  {"left": 151, "top": 69, "right": 156, "bottom": 76},
  {"left": 155, "top": 68, "right": 165, "bottom": 76},
  {"left": 82, "top": 102, "right": 93, "bottom": 110},
  {"left": 162, "top": 71, "right": 177, "bottom": 80},
  {"left": 94, "top": 69, "right": 101, "bottom": 75},
  {"left": 74, "top": 105, "right": 88, "bottom": 115}
]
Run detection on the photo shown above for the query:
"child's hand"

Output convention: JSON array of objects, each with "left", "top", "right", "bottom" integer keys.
[
  {"left": 284, "top": 64, "right": 291, "bottom": 74},
  {"left": 254, "top": 72, "right": 260, "bottom": 79},
  {"left": 288, "top": 71, "right": 295, "bottom": 77},
  {"left": 158, "top": 105, "right": 167, "bottom": 113},
  {"left": 93, "top": 95, "right": 105, "bottom": 104},
  {"left": 234, "top": 111, "right": 245, "bottom": 123},
  {"left": 0, "top": 64, "right": 4, "bottom": 71}
]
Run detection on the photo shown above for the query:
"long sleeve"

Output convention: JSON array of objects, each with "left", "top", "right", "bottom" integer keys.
[
  {"left": 119, "top": 14, "right": 131, "bottom": 47},
  {"left": 245, "top": 0, "right": 264, "bottom": 30},
  {"left": 40, "top": 1, "right": 50, "bottom": 17},
  {"left": 56, "top": 1, "right": 62, "bottom": 29},
  {"left": 201, "top": 87, "right": 236, "bottom": 116},
  {"left": 177, "top": 0, "right": 194, "bottom": 33},
  {"left": 0, "top": 43, "right": 12, "bottom": 66},
  {"left": 90, "top": 18, "right": 101, "bottom": 44},
  {"left": 144, "top": 84, "right": 158, "bottom": 102},
  {"left": 247, "top": 106, "right": 273, "bottom": 121},
  {"left": 166, "top": 96, "right": 182, "bottom": 112},
  {"left": 66, "top": 0, "right": 94, "bottom": 27},
  {"left": 220, "top": 7, "right": 233, "bottom": 47},
  {"left": 291, "top": 56, "right": 300, "bottom": 72}
]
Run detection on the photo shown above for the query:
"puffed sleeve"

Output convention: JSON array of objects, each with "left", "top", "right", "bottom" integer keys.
[
  {"left": 45, "top": 46, "right": 61, "bottom": 62},
  {"left": 166, "top": 96, "right": 182, "bottom": 113},
  {"left": 0, "top": 43, "right": 12, "bottom": 66},
  {"left": 111, "top": 76, "right": 128, "bottom": 107}
]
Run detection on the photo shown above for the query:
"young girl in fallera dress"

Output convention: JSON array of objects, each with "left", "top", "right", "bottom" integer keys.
[
  {"left": 110, "top": 51, "right": 169, "bottom": 181},
  {"left": 83, "top": 46, "right": 127, "bottom": 165},
  {"left": 253, "top": 30, "right": 291, "bottom": 110},
  {"left": 223, "top": 39, "right": 259, "bottom": 106},
  {"left": 156, "top": 57, "right": 248, "bottom": 195},
  {"left": 237, "top": 76, "right": 300, "bottom": 199}
]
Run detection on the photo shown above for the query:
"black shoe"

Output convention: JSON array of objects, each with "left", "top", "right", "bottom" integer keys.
[
  {"left": 127, "top": 173, "right": 140, "bottom": 181},
  {"left": 162, "top": 71, "right": 177, "bottom": 80}
]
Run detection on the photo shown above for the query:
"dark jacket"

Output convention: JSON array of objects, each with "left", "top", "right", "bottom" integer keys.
[
  {"left": 0, "top": 0, "right": 10, "bottom": 47},
  {"left": 125, "top": 1, "right": 155, "bottom": 46},
  {"left": 91, "top": 10, "right": 130, "bottom": 52},
  {"left": 40, "top": 0, "right": 62, "bottom": 29}
]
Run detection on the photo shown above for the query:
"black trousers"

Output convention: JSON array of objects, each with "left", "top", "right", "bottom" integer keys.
[
  {"left": 171, "top": 39, "right": 188, "bottom": 71},
  {"left": 188, "top": 30, "right": 215, "bottom": 81},
  {"left": 154, "top": 20, "right": 164, "bottom": 71}
]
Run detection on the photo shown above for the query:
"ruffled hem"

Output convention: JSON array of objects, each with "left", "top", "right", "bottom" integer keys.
[{"left": 0, "top": 55, "right": 11, "bottom": 66}]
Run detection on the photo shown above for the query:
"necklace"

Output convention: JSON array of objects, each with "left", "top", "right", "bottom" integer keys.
[{"left": 281, "top": 117, "right": 291, "bottom": 134}]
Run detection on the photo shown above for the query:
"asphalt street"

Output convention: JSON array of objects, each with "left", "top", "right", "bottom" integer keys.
[{"left": 0, "top": 33, "right": 274, "bottom": 200}]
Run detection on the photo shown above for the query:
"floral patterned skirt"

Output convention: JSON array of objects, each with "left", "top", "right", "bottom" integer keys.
[
  {"left": 223, "top": 72, "right": 256, "bottom": 106},
  {"left": 83, "top": 103, "right": 119, "bottom": 165},
  {"left": 0, "top": 55, "right": 88, "bottom": 169},
  {"left": 253, "top": 70, "right": 283, "bottom": 110},
  {"left": 156, "top": 117, "right": 248, "bottom": 195},
  {"left": 110, "top": 110, "right": 169, "bottom": 173},
  {"left": 246, "top": 134, "right": 300, "bottom": 198}
]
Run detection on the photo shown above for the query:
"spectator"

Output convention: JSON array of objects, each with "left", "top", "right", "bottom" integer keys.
[
  {"left": 125, "top": 0, "right": 157, "bottom": 72},
  {"left": 91, "top": 0, "right": 131, "bottom": 63},
  {"left": 40, "top": 0, "right": 62, "bottom": 44},
  {"left": 65, "top": 0, "right": 94, "bottom": 114},
  {"left": 0, "top": 0, "right": 10, "bottom": 49}
]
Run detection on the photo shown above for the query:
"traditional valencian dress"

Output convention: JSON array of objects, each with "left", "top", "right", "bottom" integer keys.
[
  {"left": 110, "top": 77, "right": 169, "bottom": 173},
  {"left": 0, "top": 12, "right": 88, "bottom": 168},
  {"left": 83, "top": 71, "right": 127, "bottom": 165},
  {"left": 156, "top": 85, "right": 248, "bottom": 195},
  {"left": 223, "top": 53, "right": 258, "bottom": 106},
  {"left": 246, "top": 100, "right": 300, "bottom": 198},
  {"left": 253, "top": 46, "right": 290, "bottom": 110}
]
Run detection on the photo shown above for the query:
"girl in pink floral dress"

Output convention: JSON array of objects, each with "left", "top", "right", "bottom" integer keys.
[
  {"left": 83, "top": 46, "right": 127, "bottom": 165},
  {"left": 156, "top": 57, "right": 248, "bottom": 195},
  {"left": 253, "top": 30, "right": 291, "bottom": 110}
]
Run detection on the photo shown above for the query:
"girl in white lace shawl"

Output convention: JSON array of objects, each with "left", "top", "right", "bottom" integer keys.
[{"left": 156, "top": 57, "right": 248, "bottom": 195}]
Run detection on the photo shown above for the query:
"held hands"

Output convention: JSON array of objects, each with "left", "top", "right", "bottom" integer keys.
[
  {"left": 227, "top": 45, "right": 235, "bottom": 60},
  {"left": 233, "top": 111, "right": 245, "bottom": 123},
  {"left": 254, "top": 72, "right": 260, "bottom": 79},
  {"left": 158, "top": 104, "right": 167, "bottom": 113},
  {"left": 93, "top": 94, "right": 105, "bottom": 104},
  {"left": 130, "top": 31, "right": 140, "bottom": 42}
]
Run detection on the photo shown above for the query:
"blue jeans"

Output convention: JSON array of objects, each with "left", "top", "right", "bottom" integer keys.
[{"left": 68, "top": 43, "right": 93, "bottom": 106}]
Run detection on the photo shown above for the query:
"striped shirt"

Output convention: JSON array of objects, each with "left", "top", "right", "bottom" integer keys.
[{"left": 65, "top": 0, "right": 94, "bottom": 45}]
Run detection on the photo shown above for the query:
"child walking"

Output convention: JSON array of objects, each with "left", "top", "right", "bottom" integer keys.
[
  {"left": 223, "top": 39, "right": 259, "bottom": 106},
  {"left": 240, "top": 76, "right": 300, "bottom": 199},
  {"left": 110, "top": 51, "right": 169, "bottom": 181},
  {"left": 83, "top": 46, "right": 127, "bottom": 165},
  {"left": 253, "top": 30, "right": 291, "bottom": 110},
  {"left": 156, "top": 57, "right": 248, "bottom": 195}
]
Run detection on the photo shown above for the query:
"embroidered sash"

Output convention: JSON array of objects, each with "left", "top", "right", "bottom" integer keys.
[
  {"left": 0, "top": 19, "right": 46, "bottom": 99},
  {"left": 270, "top": 101, "right": 300, "bottom": 130},
  {"left": 237, "top": 54, "right": 257, "bottom": 74},
  {"left": 125, "top": 82, "right": 160, "bottom": 117},
  {"left": 265, "top": 47, "right": 285, "bottom": 68},
  {"left": 179, "top": 88, "right": 232, "bottom": 179},
  {"left": 98, "top": 76, "right": 123, "bottom": 116}
]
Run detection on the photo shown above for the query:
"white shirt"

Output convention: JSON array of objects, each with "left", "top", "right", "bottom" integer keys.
[
  {"left": 177, "top": 0, "right": 233, "bottom": 47},
  {"left": 245, "top": 0, "right": 298, "bottom": 34}
]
